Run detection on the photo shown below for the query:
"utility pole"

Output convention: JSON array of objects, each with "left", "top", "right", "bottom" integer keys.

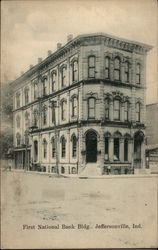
[{"left": 50, "top": 100, "right": 59, "bottom": 175}]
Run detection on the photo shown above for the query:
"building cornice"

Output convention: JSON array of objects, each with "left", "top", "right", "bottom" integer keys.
[{"left": 10, "top": 32, "right": 153, "bottom": 89}]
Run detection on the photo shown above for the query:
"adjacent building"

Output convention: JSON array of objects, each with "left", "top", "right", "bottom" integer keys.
[{"left": 10, "top": 33, "right": 152, "bottom": 175}]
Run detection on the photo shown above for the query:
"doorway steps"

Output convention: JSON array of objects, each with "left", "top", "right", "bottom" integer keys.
[{"left": 79, "top": 163, "right": 101, "bottom": 176}]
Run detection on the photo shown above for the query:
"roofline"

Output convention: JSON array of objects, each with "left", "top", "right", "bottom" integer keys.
[{"left": 9, "top": 32, "right": 153, "bottom": 88}]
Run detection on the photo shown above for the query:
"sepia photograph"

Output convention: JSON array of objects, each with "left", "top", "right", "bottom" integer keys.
[{"left": 1, "top": 0, "right": 158, "bottom": 249}]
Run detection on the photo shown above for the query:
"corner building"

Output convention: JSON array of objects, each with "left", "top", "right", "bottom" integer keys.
[{"left": 11, "top": 33, "right": 152, "bottom": 175}]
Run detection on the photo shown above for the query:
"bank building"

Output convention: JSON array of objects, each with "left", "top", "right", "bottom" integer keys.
[{"left": 10, "top": 33, "right": 152, "bottom": 175}]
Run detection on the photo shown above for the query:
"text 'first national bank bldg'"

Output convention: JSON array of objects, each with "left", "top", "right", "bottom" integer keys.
[{"left": 10, "top": 33, "right": 152, "bottom": 175}]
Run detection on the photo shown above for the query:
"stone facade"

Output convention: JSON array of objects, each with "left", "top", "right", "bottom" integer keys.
[{"left": 10, "top": 33, "right": 152, "bottom": 175}]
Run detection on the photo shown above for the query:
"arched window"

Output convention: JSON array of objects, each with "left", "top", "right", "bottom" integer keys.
[
  {"left": 61, "top": 100, "right": 66, "bottom": 121},
  {"left": 52, "top": 72, "right": 56, "bottom": 92},
  {"left": 105, "top": 137, "right": 109, "bottom": 160},
  {"left": 51, "top": 166, "right": 56, "bottom": 173},
  {"left": 43, "top": 139, "right": 47, "bottom": 159},
  {"left": 105, "top": 57, "right": 110, "bottom": 79},
  {"left": 61, "top": 67, "right": 67, "bottom": 87},
  {"left": 136, "top": 102, "right": 141, "bottom": 122},
  {"left": 16, "top": 92, "right": 20, "bottom": 108},
  {"left": 88, "top": 56, "right": 96, "bottom": 78},
  {"left": 51, "top": 137, "right": 56, "bottom": 158},
  {"left": 114, "top": 99, "right": 120, "bottom": 120},
  {"left": 42, "top": 78, "right": 47, "bottom": 96},
  {"left": 124, "top": 101, "right": 129, "bottom": 121},
  {"left": 34, "top": 140, "right": 38, "bottom": 162},
  {"left": 34, "top": 82, "right": 38, "bottom": 100},
  {"left": 105, "top": 98, "right": 110, "bottom": 119},
  {"left": 61, "top": 136, "right": 66, "bottom": 158},
  {"left": 72, "top": 60, "right": 78, "bottom": 82},
  {"left": 136, "top": 63, "right": 141, "bottom": 84},
  {"left": 24, "top": 88, "right": 29, "bottom": 105},
  {"left": 72, "top": 167, "right": 76, "bottom": 174},
  {"left": 114, "top": 138, "right": 120, "bottom": 161},
  {"left": 33, "top": 109, "right": 38, "bottom": 127},
  {"left": 124, "top": 138, "right": 128, "bottom": 161},
  {"left": 72, "top": 135, "right": 77, "bottom": 157},
  {"left": 42, "top": 106, "right": 47, "bottom": 125},
  {"left": 114, "top": 57, "right": 121, "bottom": 81},
  {"left": 16, "top": 133, "right": 21, "bottom": 146},
  {"left": 124, "top": 61, "right": 129, "bottom": 83},
  {"left": 88, "top": 97, "right": 95, "bottom": 118},
  {"left": 72, "top": 96, "right": 77, "bottom": 117},
  {"left": 61, "top": 166, "right": 65, "bottom": 174},
  {"left": 16, "top": 116, "right": 20, "bottom": 128}
]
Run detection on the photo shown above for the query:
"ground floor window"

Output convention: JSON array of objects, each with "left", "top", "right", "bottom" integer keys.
[
  {"left": 61, "top": 166, "right": 65, "bottom": 174},
  {"left": 114, "top": 138, "right": 119, "bottom": 160},
  {"left": 124, "top": 138, "right": 128, "bottom": 161},
  {"left": 105, "top": 137, "right": 109, "bottom": 160},
  {"left": 71, "top": 167, "right": 76, "bottom": 174}
]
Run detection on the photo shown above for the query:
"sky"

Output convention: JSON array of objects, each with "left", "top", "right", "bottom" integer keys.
[{"left": 1, "top": 0, "right": 158, "bottom": 104}]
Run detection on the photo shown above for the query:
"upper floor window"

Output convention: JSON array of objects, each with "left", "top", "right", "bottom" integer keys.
[
  {"left": 105, "top": 57, "right": 110, "bottom": 79},
  {"left": 43, "top": 139, "right": 47, "bottom": 159},
  {"left": 33, "top": 109, "right": 38, "bottom": 127},
  {"left": 24, "top": 88, "right": 29, "bottom": 105},
  {"left": 61, "top": 136, "right": 66, "bottom": 158},
  {"left": 136, "top": 102, "right": 141, "bottom": 122},
  {"left": 114, "top": 99, "right": 120, "bottom": 120},
  {"left": 72, "top": 61, "right": 78, "bottom": 82},
  {"left": 88, "top": 56, "right": 96, "bottom": 78},
  {"left": 72, "top": 96, "right": 77, "bottom": 117},
  {"left": 25, "top": 112, "right": 30, "bottom": 129},
  {"left": 42, "top": 106, "right": 47, "bottom": 125},
  {"left": 34, "top": 82, "right": 38, "bottom": 100},
  {"left": 16, "top": 116, "right": 20, "bottom": 128},
  {"left": 61, "top": 100, "right": 66, "bottom": 121},
  {"left": 105, "top": 98, "right": 110, "bottom": 119},
  {"left": 88, "top": 97, "right": 95, "bottom": 118},
  {"left": 51, "top": 137, "right": 56, "bottom": 158},
  {"left": 136, "top": 63, "right": 141, "bottom": 84},
  {"left": 124, "top": 61, "right": 129, "bottom": 83},
  {"left": 114, "top": 57, "right": 121, "bottom": 81},
  {"left": 16, "top": 133, "right": 21, "bottom": 146},
  {"left": 72, "top": 135, "right": 77, "bottom": 158},
  {"left": 52, "top": 72, "right": 56, "bottom": 92},
  {"left": 124, "top": 101, "right": 129, "bottom": 121},
  {"left": 61, "top": 67, "right": 67, "bottom": 87},
  {"left": 16, "top": 93, "right": 20, "bottom": 108},
  {"left": 42, "top": 78, "right": 47, "bottom": 96}
]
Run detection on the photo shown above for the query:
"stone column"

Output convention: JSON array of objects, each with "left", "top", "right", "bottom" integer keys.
[
  {"left": 120, "top": 138, "right": 124, "bottom": 162},
  {"left": 79, "top": 83, "right": 83, "bottom": 121},
  {"left": 67, "top": 92, "right": 70, "bottom": 123},
  {"left": 109, "top": 137, "right": 114, "bottom": 162},
  {"left": 100, "top": 81, "right": 104, "bottom": 120},
  {"left": 98, "top": 128, "right": 105, "bottom": 174}
]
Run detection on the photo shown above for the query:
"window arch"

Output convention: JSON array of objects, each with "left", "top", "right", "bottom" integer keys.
[
  {"left": 88, "top": 56, "right": 96, "bottom": 78},
  {"left": 124, "top": 101, "right": 130, "bottom": 121},
  {"left": 61, "top": 136, "right": 66, "bottom": 158},
  {"left": 16, "top": 133, "right": 21, "bottom": 146},
  {"left": 43, "top": 139, "right": 47, "bottom": 159},
  {"left": 114, "top": 99, "right": 121, "bottom": 120},
  {"left": 16, "top": 115, "right": 20, "bottom": 128},
  {"left": 136, "top": 63, "right": 141, "bottom": 84},
  {"left": 72, "top": 134, "right": 77, "bottom": 157},
  {"left": 124, "top": 61, "right": 130, "bottom": 83},
  {"left": 72, "top": 60, "right": 78, "bottom": 82},
  {"left": 136, "top": 102, "right": 141, "bottom": 122},
  {"left": 114, "top": 57, "right": 121, "bottom": 81},
  {"left": 88, "top": 97, "right": 96, "bottom": 118},
  {"left": 105, "top": 57, "right": 110, "bottom": 79},
  {"left": 51, "top": 137, "right": 56, "bottom": 158},
  {"left": 71, "top": 96, "right": 77, "bottom": 117}
]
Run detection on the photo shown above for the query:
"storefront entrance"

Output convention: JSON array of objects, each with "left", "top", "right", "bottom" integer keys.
[{"left": 86, "top": 130, "right": 97, "bottom": 163}]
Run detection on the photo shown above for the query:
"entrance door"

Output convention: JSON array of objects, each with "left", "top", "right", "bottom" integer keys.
[{"left": 86, "top": 131, "right": 97, "bottom": 163}]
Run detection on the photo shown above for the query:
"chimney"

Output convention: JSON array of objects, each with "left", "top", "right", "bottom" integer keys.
[
  {"left": 67, "top": 34, "right": 73, "bottom": 42},
  {"left": 38, "top": 57, "right": 42, "bottom": 63},
  {"left": 57, "top": 43, "right": 62, "bottom": 50},
  {"left": 30, "top": 65, "right": 33, "bottom": 69},
  {"left": 48, "top": 50, "right": 52, "bottom": 56}
]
